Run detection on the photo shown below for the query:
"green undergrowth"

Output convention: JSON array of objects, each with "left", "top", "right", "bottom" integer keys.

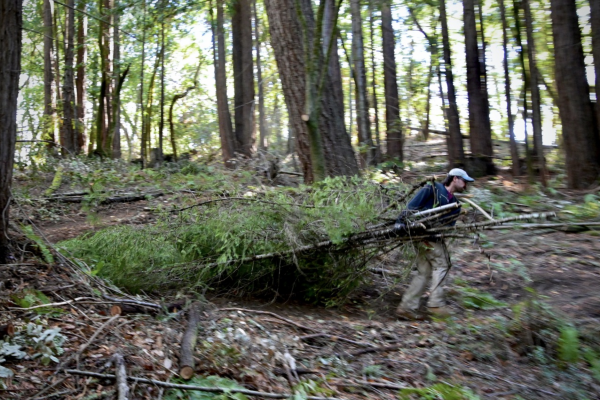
[{"left": 60, "top": 176, "right": 415, "bottom": 304}]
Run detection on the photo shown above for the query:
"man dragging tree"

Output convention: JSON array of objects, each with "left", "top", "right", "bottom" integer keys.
[{"left": 395, "top": 168, "right": 474, "bottom": 320}]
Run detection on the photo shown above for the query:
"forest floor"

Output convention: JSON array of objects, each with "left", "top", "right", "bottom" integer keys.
[{"left": 1, "top": 141, "right": 600, "bottom": 399}]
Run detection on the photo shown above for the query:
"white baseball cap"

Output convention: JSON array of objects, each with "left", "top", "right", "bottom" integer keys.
[{"left": 448, "top": 168, "right": 474, "bottom": 182}]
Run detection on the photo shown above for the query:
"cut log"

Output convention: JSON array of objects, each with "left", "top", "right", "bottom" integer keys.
[
  {"left": 113, "top": 353, "right": 129, "bottom": 400},
  {"left": 179, "top": 302, "right": 202, "bottom": 380},
  {"left": 0, "top": 323, "right": 15, "bottom": 338}
]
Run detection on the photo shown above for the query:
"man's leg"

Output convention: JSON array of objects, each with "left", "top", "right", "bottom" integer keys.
[
  {"left": 399, "top": 244, "right": 433, "bottom": 311},
  {"left": 427, "top": 241, "right": 451, "bottom": 309}
]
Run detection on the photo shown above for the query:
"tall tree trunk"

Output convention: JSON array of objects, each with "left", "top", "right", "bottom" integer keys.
[
  {"left": 43, "top": 0, "right": 57, "bottom": 148},
  {"left": 513, "top": 0, "right": 534, "bottom": 181},
  {"left": 522, "top": 0, "right": 547, "bottom": 185},
  {"left": 157, "top": 18, "right": 165, "bottom": 163},
  {"left": 440, "top": 0, "right": 465, "bottom": 167},
  {"left": 232, "top": 0, "right": 255, "bottom": 157},
  {"left": 320, "top": 0, "right": 359, "bottom": 177},
  {"left": 254, "top": 0, "right": 267, "bottom": 150},
  {"left": 422, "top": 59, "right": 433, "bottom": 141},
  {"left": 369, "top": 0, "right": 381, "bottom": 163},
  {"left": 143, "top": 42, "right": 162, "bottom": 162},
  {"left": 589, "top": 0, "right": 600, "bottom": 157},
  {"left": 211, "top": 0, "right": 235, "bottom": 163},
  {"left": 381, "top": 0, "right": 402, "bottom": 161},
  {"left": 75, "top": 0, "right": 87, "bottom": 153},
  {"left": 62, "top": 0, "right": 76, "bottom": 155},
  {"left": 350, "top": 0, "right": 374, "bottom": 166},
  {"left": 265, "top": 0, "right": 357, "bottom": 182},
  {"left": 139, "top": 0, "right": 146, "bottom": 167},
  {"left": 499, "top": 0, "right": 520, "bottom": 176},
  {"left": 0, "top": 0, "right": 22, "bottom": 263},
  {"left": 96, "top": 0, "right": 112, "bottom": 156},
  {"left": 463, "top": 0, "right": 494, "bottom": 175},
  {"left": 112, "top": 0, "right": 122, "bottom": 159},
  {"left": 550, "top": 0, "right": 600, "bottom": 188}
]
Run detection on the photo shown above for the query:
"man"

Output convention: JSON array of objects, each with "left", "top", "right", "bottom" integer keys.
[{"left": 395, "top": 168, "right": 474, "bottom": 320}]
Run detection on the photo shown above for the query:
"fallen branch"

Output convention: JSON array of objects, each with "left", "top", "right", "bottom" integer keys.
[
  {"left": 459, "top": 197, "right": 495, "bottom": 221},
  {"left": 45, "top": 192, "right": 164, "bottom": 204},
  {"left": 329, "top": 379, "right": 408, "bottom": 391},
  {"left": 73, "top": 314, "right": 120, "bottom": 368},
  {"left": 217, "top": 308, "right": 318, "bottom": 333},
  {"left": 179, "top": 302, "right": 202, "bottom": 380},
  {"left": 173, "top": 197, "right": 317, "bottom": 213},
  {"left": 483, "top": 221, "right": 600, "bottom": 231},
  {"left": 348, "top": 344, "right": 403, "bottom": 357},
  {"left": 102, "top": 295, "right": 161, "bottom": 309},
  {"left": 113, "top": 353, "right": 129, "bottom": 400},
  {"left": 299, "top": 333, "right": 375, "bottom": 348},
  {"left": 64, "top": 369, "right": 343, "bottom": 400},
  {"left": 428, "top": 212, "right": 556, "bottom": 233},
  {"left": 461, "top": 368, "right": 557, "bottom": 396}
]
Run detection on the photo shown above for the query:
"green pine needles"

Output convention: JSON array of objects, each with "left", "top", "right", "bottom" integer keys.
[{"left": 60, "top": 176, "right": 412, "bottom": 304}]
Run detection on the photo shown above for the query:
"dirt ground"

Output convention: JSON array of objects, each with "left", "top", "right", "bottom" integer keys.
[{"left": 2, "top": 158, "right": 600, "bottom": 399}]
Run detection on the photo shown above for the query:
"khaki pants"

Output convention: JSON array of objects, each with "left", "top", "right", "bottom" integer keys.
[{"left": 400, "top": 241, "right": 450, "bottom": 311}]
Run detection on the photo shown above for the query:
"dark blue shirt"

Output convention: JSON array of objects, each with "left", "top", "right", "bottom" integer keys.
[{"left": 407, "top": 182, "right": 461, "bottom": 226}]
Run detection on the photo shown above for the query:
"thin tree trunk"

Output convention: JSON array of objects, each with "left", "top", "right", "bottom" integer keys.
[
  {"left": 550, "top": 0, "right": 600, "bottom": 188},
  {"left": 463, "top": 0, "right": 494, "bottom": 175},
  {"left": 440, "top": 0, "right": 465, "bottom": 167},
  {"left": 422, "top": 59, "right": 433, "bottom": 141},
  {"left": 62, "top": 0, "right": 76, "bottom": 155},
  {"left": 350, "top": 0, "right": 374, "bottom": 166},
  {"left": 158, "top": 19, "right": 165, "bottom": 164},
  {"left": 369, "top": 0, "right": 381, "bottom": 163},
  {"left": 381, "top": 0, "right": 402, "bottom": 161},
  {"left": 139, "top": 0, "right": 146, "bottom": 167},
  {"left": 169, "top": 60, "right": 201, "bottom": 162},
  {"left": 143, "top": 41, "right": 162, "bottom": 163},
  {"left": 211, "top": 0, "right": 235, "bottom": 163},
  {"left": 522, "top": 0, "right": 547, "bottom": 185},
  {"left": 499, "top": 0, "right": 520, "bottom": 176},
  {"left": 0, "top": 0, "right": 22, "bottom": 263},
  {"left": 513, "top": 0, "right": 534, "bottom": 181},
  {"left": 232, "top": 0, "right": 255, "bottom": 157},
  {"left": 75, "top": 0, "right": 87, "bottom": 153},
  {"left": 254, "top": 0, "right": 267, "bottom": 150},
  {"left": 112, "top": 0, "right": 122, "bottom": 159},
  {"left": 43, "top": 0, "right": 57, "bottom": 148}
]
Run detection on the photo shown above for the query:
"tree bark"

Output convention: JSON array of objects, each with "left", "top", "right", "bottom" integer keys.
[
  {"left": 211, "top": 0, "right": 235, "bottom": 164},
  {"left": 112, "top": 0, "right": 122, "bottom": 159},
  {"left": 440, "top": 0, "right": 465, "bottom": 167},
  {"left": 265, "top": 0, "right": 357, "bottom": 182},
  {"left": 254, "top": 0, "right": 267, "bottom": 150},
  {"left": 232, "top": 0, "right": 255, "bottom": 157},
  {"left": 369, "top": 0, "right": 381, "bottom": 163},
  {"left": 0, "top": 0, "right": 22, "bottom": 263},
  {"left": 43, "top": 0, "right": 57, "bottom": 148},
  {"left": 522, "top": 0, "right": 547, "bottom": 185},
  {"left": 381, "top": 0, "right": 402, "bottom": 161},
  {"left": 589, "top": 0, "right": 600, "bottom": 159},
  {"left": 550, "top": 0, "right": 600, "bottom": 188},
  {"left": 75, "top": 0, "right": 87, "bottom": 153},
  {"left": 62, "top": 0, "right": 76, "bottom": 155},
  {"left": 499, "top": 0, "right": 520, "bottom": 176},
  {"left": 350, "top": 0, "right": 375, "bottom": 167},
  {"left": 139, "top": 0, "right": 147, "bottom": 167},
  {"left": 96, "top": 0, "right": 112, "bottom": 156},
  {"left": 463, "top": 0, "right": 494, "bottom": 175}
]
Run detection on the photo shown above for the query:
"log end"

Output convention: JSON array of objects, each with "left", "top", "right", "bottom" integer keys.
[
  {"left": 179, "top": 365, "right": 194, "bottom": 380},
  {"left": 0, "top": 323, "right": 15, "bottom": 338},
  {"left": 110, "top": 305, "right": 122, "bottom": 316}
]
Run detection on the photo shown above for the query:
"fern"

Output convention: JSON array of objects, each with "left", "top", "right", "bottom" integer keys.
[
  {"left": 21, "top": 225, "right": 54, "bottom": 264},
  {"left": 557, "top": 326, "right": 580, "bottom": 363}
]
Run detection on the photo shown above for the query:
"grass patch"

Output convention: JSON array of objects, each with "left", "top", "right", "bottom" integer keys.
[{"left": 60, "top": 176, "right": 415, "bottom": 304}]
